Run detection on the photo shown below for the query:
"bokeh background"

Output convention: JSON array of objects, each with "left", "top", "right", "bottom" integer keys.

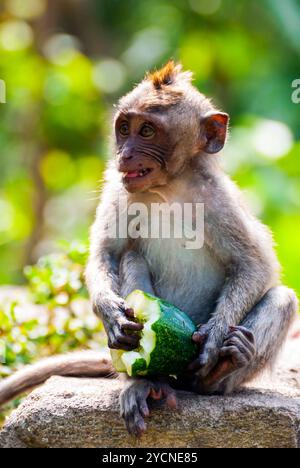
[
  {"left": 1, "top": 0, "right": 300, "bottom": 288},
  {"left": 0, "top": 0, "right": 299, "bottom": 420}
]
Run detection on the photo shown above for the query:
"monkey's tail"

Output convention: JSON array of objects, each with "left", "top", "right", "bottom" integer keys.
[{"left": 0, "top": 351, "right": 116, "bottom": 407}]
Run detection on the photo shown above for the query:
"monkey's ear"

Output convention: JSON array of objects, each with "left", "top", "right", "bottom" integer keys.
[{"left": 200, "top": 112, "right": 229, "bottom": 154}]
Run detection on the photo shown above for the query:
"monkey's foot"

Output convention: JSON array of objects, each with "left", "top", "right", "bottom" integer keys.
[
  {"left": 194, "top": 326, "right": 256, "bottom": 393},
  {"left": 119, "top": 378, "right": 177, "bottom": 437}
]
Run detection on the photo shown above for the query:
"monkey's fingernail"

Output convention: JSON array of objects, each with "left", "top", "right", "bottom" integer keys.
[
  {"left": 166, "top": 394, "right": 177, "bottom": 409},
  {"left": 136, "top": 421, "right": 147, "bottom": 437},
  {"left": 140, "top": 405, "right": 150, "bottom": 417},
  {"left": 192, "top": 332, "right": 205, "bottom": 344},
  {"left": 125, "top": 308, "right": 134, "bottom": 317}
]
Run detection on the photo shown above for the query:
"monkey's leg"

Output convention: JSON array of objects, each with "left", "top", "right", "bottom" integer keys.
[
  {"left": 193, "top": 286, "right": 297, "bottom": 395},
  {"left": 119, "top": 376, "right": 177, "bottom": 437}
]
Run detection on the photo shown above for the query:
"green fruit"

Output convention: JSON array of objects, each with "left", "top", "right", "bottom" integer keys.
[{"left": 110, "top": 290, "right": 198, "bottom": 377}]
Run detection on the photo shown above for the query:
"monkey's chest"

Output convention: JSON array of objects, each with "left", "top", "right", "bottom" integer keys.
[{"left": 138, "top": 238, "right": 225, "bottom": 324}]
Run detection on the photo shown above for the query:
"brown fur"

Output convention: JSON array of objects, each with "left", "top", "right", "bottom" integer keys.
[
  {"left": 0, "top": 352, "right": 114, "bottom": 407},
  {"left": 147, "top": 60, "right": 188, "bottom": 89}
]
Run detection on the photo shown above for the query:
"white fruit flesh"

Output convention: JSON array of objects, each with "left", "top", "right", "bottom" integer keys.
[{"left": 110, "top": 290, "right": 160, "bottom": 376}]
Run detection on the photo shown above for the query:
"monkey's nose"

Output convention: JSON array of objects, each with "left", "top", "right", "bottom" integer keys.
[{"left": 122, "top": 152, "right": 133, "bottom": 160}]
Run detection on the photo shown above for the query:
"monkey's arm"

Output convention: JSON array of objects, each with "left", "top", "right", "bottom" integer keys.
[
  {"left": 85, "top": 185, "right": 143, "bottom": 350},
  {"left": 195, "top": 178, "right": 280, "bottom": 377},
  {"left": 86, "top": 249, "right": 143, "bottom": 351}
]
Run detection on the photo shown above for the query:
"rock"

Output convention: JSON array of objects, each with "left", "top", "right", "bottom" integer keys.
[{"left": 1, "top": 335, "right": 300, "bottom": 448}]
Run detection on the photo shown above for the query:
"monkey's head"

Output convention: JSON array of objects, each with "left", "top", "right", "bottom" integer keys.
[{"left": 114, "top": 61, "right": 229, "bottom": 193}]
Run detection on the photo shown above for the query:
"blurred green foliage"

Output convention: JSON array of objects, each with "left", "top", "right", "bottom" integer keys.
[
  {"left": 0, "top": 241, "right": 105, "bottom": 424},
  {"left": 0, "top": 241, "right": 104, "bottom": 378}
]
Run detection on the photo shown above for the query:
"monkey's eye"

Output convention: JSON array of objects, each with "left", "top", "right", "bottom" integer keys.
[
  {"left": 119, "top": 122, "right": 130, "bottom": 137},
  {"left": 139, "top": 124, "right": 155, "bottom": 139}
]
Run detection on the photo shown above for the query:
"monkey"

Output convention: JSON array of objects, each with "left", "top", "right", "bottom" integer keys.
[
  {"left": 85, "top": 61, "right": 298, "bottom": 435},
  {"left": 0, "top": 62, "right": 297, "bottom": 439}
]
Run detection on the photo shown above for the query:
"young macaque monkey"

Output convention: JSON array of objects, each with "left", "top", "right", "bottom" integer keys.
[
  {"left": 85, "top": 61, "right": 297, "bottom": 436},
  {"left": 0, "top": 62, "right": 297, "bottom": 438}
]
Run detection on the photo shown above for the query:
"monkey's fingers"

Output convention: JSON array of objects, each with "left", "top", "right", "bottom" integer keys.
[
  {"left": 108, "top": 326, "right": 140, "bottom": 350},
  {"left": 121, "top": 386, "right": 148, "bottom": 437},
  {"left": 163, "top": 387, "right": 178, "bottom": 410},
  {"left": 124, "top": 405, "right": 147, "bottom": 437},
  {"left": 221, "top": 338, "right": 254, "bottom": 364},
  {"left": 128, "top": 386, "right": 162, "bottom": 436},
  {"left": 129, "top": 411, "right": 147, "bottom": 438},
  {"left": 187, "top": 356, "right": 203, "bottom": 372},
  {"left": 149, "top": 383, "right": 177, "bottom": 409},
  {"left": 196, "top": 347, "right": 220, "bottom": 378},
  {"left": 219, "top": 345, "right": 249, "bottom": 368},
  {"left": 192, "top": 331, "right": 208, "bottom": 346},
  {"left": 229, "top": 326, "right": 255, "bottom": 344},
  {"left": 109, "top": 341, "right": 136, "bottom": 351},
  {"left": 134, "top": 414, "right": 147, "bottom": 438},
  {"left": 138, "top": 398, "right": 150, "bottom": 418},
  {"left": 203, "top": 358, "right": 234, "bottom": 386},
  {"left": 224, "top": 333, "right": 255, "bottom": 358},
  {"left": 118, "top": 333, "right": 140, "bottom": 348},
  {"left": 124, "top": 307, "right": 135, "bottom": 318},
  {"left": 121, "top": 320, "right": 144, "bottom": 332},
  {"left": 193, "top": 324, "right": 210, "bottom": 343}
]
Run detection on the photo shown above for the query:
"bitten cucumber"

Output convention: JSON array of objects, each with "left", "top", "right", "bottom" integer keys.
[{"left": 110, "top": 290, "right": 198, "bottom": 377}]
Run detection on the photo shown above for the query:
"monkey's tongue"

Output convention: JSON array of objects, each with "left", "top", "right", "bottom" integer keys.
[
  {"left": 125, "top": 169, "right": 151, "bottom": 179},
  {"left": 125, "top": 171, "right": 140, "bottom": 178}
]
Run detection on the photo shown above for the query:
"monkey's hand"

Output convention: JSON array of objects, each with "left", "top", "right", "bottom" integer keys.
[
  {"left": 94, "top": 296, "right": 143, "bottom": 351},
  {"left": 192, "top": 326, "right": 256, "bottom": 393},
  {"left": 188, "top": 325, "right": 256, "bottom": 383},
  {"left": 120, "top": 378, "right": 177, "bottom": 437},
  {"left": 188, "top": 323, "right": 223, "bottom": 378},
  {"left": 216, "top": 326, "right": 256, "bottom": 376}
]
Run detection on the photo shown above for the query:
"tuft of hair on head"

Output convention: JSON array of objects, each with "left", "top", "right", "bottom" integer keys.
[{"left": 147, "top": 60, "right": 193, "bottom": 90}]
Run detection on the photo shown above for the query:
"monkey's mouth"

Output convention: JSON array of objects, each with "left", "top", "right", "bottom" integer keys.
[{"left": 123, "top": 168, "right": 153, "bottom": 180}]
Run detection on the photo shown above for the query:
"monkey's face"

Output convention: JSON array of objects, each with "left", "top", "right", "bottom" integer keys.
[{"left": 115, "top": 111, "right": 171, "bottom": 193}]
